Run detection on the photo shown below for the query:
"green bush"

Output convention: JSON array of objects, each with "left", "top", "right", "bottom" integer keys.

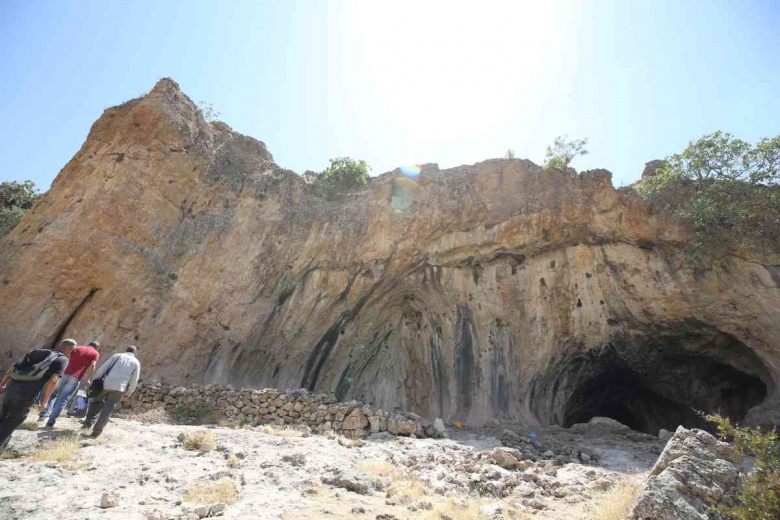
[
  {"left": 0, "top": 180, "right": 37, "bottom": 238},
  {"left": 636, "top": 132, "right": 780, "bottom": 258},
  {"left": 0, "top": 180, "right": 37, "bottom": 210},
  {"left": 707, "top": 415, "right": 780, "bottom": 520},
  {"left": 313, "top": 157, "right": 369, "bottom": 200},
  {"left": 543, "top": 136, "right": 588, "bottom": 171},
  {"left": 0, "top": 207, "right": 26, "bottom": 237}
]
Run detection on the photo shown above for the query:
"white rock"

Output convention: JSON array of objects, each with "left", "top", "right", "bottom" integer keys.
[
  {"left": 99, "top": 492, "right": 120, "bottom": 509},
  {"left": 433, "top": 418, "right": 447, "bottom": 436},
  {"left": 480, "top": 502, "right": 503, "bottom": 516}
]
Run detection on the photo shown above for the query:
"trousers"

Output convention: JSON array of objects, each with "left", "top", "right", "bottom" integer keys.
[
  {"left": 84, "top": 389, "right": 124, "bottom": 436},
  {"left": 0, "top": 382, "right": 36, "bottom": 453},
  {"left": 40, "top": 374, "right": 80, "bottom": 425}
]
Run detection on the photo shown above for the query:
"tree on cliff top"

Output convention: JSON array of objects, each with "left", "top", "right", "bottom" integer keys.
[
  {"left": 636, "top": 131, "right": 780, "bottom": 257},
  {"left": 543, "top": 135, "right": 589, "bottom": 171},
  {"left": 0, "top": 180, "right": 37, "bottom": 237},
  {"left": 313, "top": 157, "right": 370, "bottom": 200}
]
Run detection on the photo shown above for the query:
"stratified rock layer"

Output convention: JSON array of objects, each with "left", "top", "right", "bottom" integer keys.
[{"left": 1, "top": 79, "right": 779, "bottom": 429}]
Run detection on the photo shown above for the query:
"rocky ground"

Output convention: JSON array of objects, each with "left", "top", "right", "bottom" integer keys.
[{"left": 0, "top": 411, "right": 670, "bottom": 520}]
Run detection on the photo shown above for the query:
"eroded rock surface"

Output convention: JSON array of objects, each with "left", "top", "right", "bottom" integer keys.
[
  {"left": 629, "top": 426, "right": 743, "bottom": 519},
  {"left": 1, "top": 78, "right": 778, "bottom": 430}
]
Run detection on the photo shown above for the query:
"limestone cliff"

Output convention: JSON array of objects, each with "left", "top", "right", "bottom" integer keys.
[{"left": 1, "top": 79, "right": 778, "bottom": 432}]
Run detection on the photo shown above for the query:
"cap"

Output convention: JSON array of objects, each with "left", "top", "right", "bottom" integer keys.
[
  {"left": 88, "top": 341, "right": 101, "bottom": 349},
  {"left": 61, "top": 339, "right": 77, "bottom": 347},
  {"left": 126, "top": 345, "right": 138, "bottom": 354}
]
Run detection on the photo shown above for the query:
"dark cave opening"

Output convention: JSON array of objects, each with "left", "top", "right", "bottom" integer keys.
[
  {"left": 533, "top": 326, "right": 771, "bottom": 435},
  {"left": 560, "top": 359, "right": 767, "bottom": 434}
]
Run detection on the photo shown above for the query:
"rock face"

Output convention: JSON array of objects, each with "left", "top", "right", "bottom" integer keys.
[
  {"left": 629, "top": 426, "right": 743, "bottom": 519},
  {"left": 641, "top": 159, "right": 667, "bottom": 179},
  {"left": 1, "top": 78, "right": 779, "bottom": 430}
]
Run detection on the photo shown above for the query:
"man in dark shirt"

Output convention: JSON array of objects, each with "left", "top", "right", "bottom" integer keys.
[{"left": 0, "top": 339, "right": 73, "bottom": 453}]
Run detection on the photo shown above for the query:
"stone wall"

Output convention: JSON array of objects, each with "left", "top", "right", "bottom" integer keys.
[{"left": 127, "top": 382, "right": 436, "bottom": 438}]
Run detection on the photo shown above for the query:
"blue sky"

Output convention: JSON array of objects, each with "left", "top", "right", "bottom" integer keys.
[{"left": 1, "top": 0, "right": 778, "bottom": 191}]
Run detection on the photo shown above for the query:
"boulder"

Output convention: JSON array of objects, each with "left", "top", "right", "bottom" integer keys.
[
  {"left": 433, "top": 418, "right": 447, "bottom": 437},
  {"left": 387, "top": 415, "right": 424, "bottom": 437},
  {"left": 341, "top": 408, "right": 369, "bottom": 430},
  {"left": 629, "top": 427, "right": 742, "bottom": 519},
  {"left": 321, "top": 470, "right": 376, "bottom": 495},
  {"left": 491, "top": 448, "right": 524, "bottom": 470}
]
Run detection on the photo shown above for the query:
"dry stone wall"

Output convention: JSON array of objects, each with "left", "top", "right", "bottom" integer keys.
[{"left": 127, "top": 382, "right": 432, "bottom": 438}]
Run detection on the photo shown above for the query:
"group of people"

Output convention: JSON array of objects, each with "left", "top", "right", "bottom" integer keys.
[{"left": 0, "top": 338, "right": 141, "bottom": 454}]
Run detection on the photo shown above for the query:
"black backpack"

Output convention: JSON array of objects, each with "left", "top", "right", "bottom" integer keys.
[{"left": 10, "top": 349, "right": 61, "bottom": 382}]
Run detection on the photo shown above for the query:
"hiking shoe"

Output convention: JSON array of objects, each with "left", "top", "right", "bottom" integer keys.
[{"left": 81, "top": 422, "right": 91, "bottom": 429}]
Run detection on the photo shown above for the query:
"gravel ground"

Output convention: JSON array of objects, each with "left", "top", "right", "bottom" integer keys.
[{"left": 0, "top": 413, "right": 661, "bottom": 519}]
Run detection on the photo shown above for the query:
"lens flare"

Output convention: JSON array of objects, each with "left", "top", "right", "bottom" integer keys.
[
  {"left": 400, "top": 165, "right": 422, "bottom": 177},
  {"left": 391, "top": 176, "right": 420, "bottom": 213}
]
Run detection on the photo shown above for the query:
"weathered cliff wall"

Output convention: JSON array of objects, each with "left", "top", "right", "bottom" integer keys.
[{"left": 1, "top": 79, "right": 779, "bottom": 431}]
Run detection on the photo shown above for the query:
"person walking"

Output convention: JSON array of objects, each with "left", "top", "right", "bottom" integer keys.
[
  {"left": 0, "top": 339, "right": 74, "bottom": 453},
  {"left": 38, "top": 340, "right": 101, "bottom": 427},
  {"left": 83, "top": 345, "right": 140, "bottom": 438}
]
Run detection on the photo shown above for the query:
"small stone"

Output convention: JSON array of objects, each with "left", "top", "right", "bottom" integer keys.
[
  {"left": 480, "top": 503, "right": 503, "bottom": 517},
  {"left": 146, "top": 511, "right": 167, "bottom": 520},
  {"left": 191, "top": 505, "right": 211, "bottom": 518},
  {"left": 210, "top": 503, "right": 227, "bottom": 516},
  {"left": 351, "top": 506, "right": 366, "bottom": 514},
  {"left": 416, "top": 500, "right": 433, "bottom": 510},
  {"left": 99, "top": 492, "right": 120, "bottom": 509}
]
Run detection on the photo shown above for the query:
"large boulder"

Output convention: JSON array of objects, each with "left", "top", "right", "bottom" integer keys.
[
  {"left": 387, "top": 414, "right": 424, "bottom": 437},
  {"left": 629, "top": 426, "right": 743, "bottom": 519},
  {"left": 341, "top": 408, "right": 369, "bottom": 430}
]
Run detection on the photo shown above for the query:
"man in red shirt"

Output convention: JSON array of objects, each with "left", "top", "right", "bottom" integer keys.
[{"left": 39, "top": 340, "right": 100, "bottom": 427}]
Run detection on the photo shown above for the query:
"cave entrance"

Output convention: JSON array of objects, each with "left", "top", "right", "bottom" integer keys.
[
  {"left": 532, "top": 325, "right": 771, "bottom": 435},
  {"left": 560, "top": 358, "right": 767, "bottom": 434}
]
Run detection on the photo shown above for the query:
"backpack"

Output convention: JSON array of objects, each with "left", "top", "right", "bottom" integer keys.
[{"left": 10, "top": 349, "right": 60, "bottom": 382}]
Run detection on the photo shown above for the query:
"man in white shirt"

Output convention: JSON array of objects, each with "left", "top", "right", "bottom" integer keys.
[{"left": 83, "top": 345, "right": 141, "bottom": 438}]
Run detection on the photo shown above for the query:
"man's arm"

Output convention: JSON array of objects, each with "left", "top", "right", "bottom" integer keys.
[
  {"left": 126, "top": 362, "right": 140, "bottom": 397},
  {"left": 0, "top": 365, "right": 13, "bottom": 394},
  {"left": 37, "top": 375, "right": 59, "bottom": 412},
  {"left": 84, "top": 360, "right": 98, "bottom": 384}
]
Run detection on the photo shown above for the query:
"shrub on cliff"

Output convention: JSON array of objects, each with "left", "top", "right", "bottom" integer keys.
[
  {"left": 0, "top": 180, "right": 37, "bottom": 237},
  {"left": 636, "top": 132, "right": 780, "bottom": 257},
  {"left": 543, "top": 135, "right": 589, "bottom": 171},
  {"left": 313, "top": 157, "right": 370, "bottom": 200},
  {"left": 708, "top": 415, "right": 780, "bottom": 520}
]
